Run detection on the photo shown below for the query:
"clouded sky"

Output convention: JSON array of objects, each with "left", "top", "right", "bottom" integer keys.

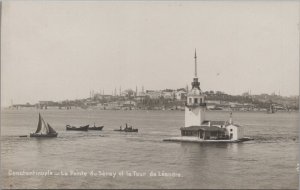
[{"left": 1, "top": 1, "right": 299, "bottom": 106}]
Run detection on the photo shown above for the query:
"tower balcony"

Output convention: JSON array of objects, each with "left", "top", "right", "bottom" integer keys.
[{"left": 185, "top": 102, "right": 206, "bottom": 108}]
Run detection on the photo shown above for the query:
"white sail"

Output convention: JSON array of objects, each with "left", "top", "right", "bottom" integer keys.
[
  {"left": 36, "top": 114, "right": 49, "bottom": 134},
  {"left": 41, "top": 117, "right": 49, "bottom": 134}
]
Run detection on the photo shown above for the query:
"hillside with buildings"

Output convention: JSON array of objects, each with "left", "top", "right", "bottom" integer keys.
[{"left": 9, "top": 88, "right": 299, "bottom": 112}]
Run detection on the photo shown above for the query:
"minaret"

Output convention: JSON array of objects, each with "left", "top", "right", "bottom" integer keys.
[
  {"left": 136, "top": 85, "right": 138, "bottom": 97},
  {"left": 184, "top": 49, "right": 206, "bottom": 127}
]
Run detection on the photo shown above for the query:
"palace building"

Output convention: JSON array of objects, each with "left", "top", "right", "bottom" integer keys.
[{"left": 180, "top": 50, "right": 244, "bottom": 141}]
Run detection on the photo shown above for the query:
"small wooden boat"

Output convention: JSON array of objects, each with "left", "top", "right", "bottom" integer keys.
[
  {"left": 66, "top": 124, "right": 89, "bottom": 131},
  {"left": 114, "top": 128, "right": 138, "bottom": 132},
  {"left": 30, "top": 133, "right": 58, "bottom": 137},
  {"left": 114, "top": 123, "right": 138, "bottom": 132},
  {"left": 30, "top": 113, "right": 58, "bottom": 138},
  {"left": 127, "top": 128, "right": 138, "bottom": 132},
  {"left": 89, "top": 125, "right": 104, "bottom": 130}
]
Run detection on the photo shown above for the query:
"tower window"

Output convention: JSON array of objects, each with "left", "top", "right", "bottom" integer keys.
[
  {"left": 189, "top": 98, "right": 192, "bottom": 103},
  {"left": 194, "top": 98, "right": 198, "bottom": 103}
]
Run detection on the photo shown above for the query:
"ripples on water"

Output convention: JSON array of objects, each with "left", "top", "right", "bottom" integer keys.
[{"left": 1, "top": 109, "right": 299, "bottom": 189}]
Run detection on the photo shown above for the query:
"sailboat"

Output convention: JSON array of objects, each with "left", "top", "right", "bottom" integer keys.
[{"left": 30, "top": 113, "right": 58, "bottom": 137}]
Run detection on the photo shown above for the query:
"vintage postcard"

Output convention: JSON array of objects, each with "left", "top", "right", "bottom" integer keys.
[{"left": 1, "top": 1, "right": 299, "bottom": 189}]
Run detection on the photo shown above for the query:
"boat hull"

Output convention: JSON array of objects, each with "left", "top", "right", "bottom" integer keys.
[
  {"left": 30, "top": 133, "right": 58, "bottom": 138},
  {"left": 66, "top": 125, "right": 89, "bottom": 131},
  {"left": 89, "top": 126, "right": 104, "bottom": 130},
  {"left": 113, "top": 128, "right": 138, "bottom": 132}
]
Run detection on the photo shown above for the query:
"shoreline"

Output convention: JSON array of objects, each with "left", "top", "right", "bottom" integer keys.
[{"left": 2, "top": 107, "right": 298, "bottom": 113}]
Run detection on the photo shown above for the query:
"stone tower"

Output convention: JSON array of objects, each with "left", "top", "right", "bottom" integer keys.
[{"left": 184, "top": 49, "right": 206, "bottom": 127}]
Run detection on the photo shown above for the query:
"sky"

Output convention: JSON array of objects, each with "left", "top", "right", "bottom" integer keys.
[{"left": 1, "top": 1, "right": 299, "bottom": 107}]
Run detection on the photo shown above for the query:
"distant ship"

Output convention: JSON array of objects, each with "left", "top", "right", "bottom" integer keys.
[
  {"left": 30, "top": 113, "right": 58, "bottom": 137},
  {"left": 114, "top": 123, "right": 138, "bottom": 132}
]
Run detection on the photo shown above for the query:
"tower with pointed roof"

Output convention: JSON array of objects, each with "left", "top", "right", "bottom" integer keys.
[{"left": 184, "top": 49, "right": 207, "bottom": 127}]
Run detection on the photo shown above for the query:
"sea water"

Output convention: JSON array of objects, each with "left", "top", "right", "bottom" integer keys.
[{"left": 1, "top": 109, "right": 299, "bottom": 189}]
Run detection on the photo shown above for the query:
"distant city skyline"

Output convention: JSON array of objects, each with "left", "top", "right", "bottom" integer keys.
[{"left": 1, "top": 1, "right": 299, "bottom": 107}]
